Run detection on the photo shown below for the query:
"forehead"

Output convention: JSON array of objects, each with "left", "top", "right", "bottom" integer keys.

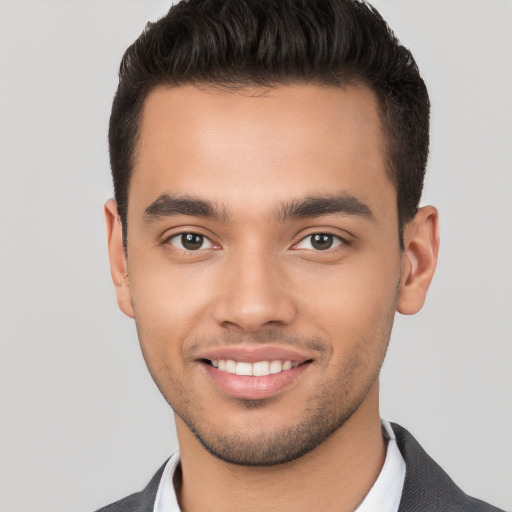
[{"left": 130, "top": 83, "right": 393, "bottom": 217}]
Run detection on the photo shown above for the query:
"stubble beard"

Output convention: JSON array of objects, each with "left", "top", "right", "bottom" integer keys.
[
  {"left": 139, "top": 289, "right": 398, "bottom": 467},
  {"left": 177, "top": 369, "right": 378, "bottom": 467},
  {"left": 173, "top": 309, "right": 396, "bottom": 466},
  {"left": 169, "top": 331, "right": 390, "bottom": 467}
]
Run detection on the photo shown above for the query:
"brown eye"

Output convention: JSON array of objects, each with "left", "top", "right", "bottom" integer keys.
[
  {"left": 181, "top": 233, "right": 203, "bottom": 250},
  {"left": 168, "top": 233, "right": 214, "bottom": 251},
  {"left": 294, "top": 233, "right": 344, "bottom": 251},
  {"left": 311, "top": 234, "right": 334, "bottom": 250}
]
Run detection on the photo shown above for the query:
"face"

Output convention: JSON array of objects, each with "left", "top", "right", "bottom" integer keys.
[{"left": 108, "top": 84, "right": 427, "bottom": 466}]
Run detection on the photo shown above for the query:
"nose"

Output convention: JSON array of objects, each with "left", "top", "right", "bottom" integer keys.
[{"left": 212, "top": 248, "right": 297, "bottom": 332}]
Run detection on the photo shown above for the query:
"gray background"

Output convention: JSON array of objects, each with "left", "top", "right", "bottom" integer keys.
[{"left": 0, "top": 1, "right": 511, "bottom": 511}]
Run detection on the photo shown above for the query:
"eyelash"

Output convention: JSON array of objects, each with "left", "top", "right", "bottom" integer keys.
[
  {"left": 163, "top": 231, "right": 348, "bottom": 252},
  {"left": 292, "top": 232, "right": 348, "bottom": 251},
  {"left": 164, "top": 232, "right": 218, "bottom": 252}
]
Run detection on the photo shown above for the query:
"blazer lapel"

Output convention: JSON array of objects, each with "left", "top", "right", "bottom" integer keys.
[{"left": 393, "top": 423, "right": 503, "bottom": 512}]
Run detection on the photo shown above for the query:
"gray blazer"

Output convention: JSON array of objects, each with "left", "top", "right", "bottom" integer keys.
[{"left": 95, "top": 423, "right": 505, "bottom": 512}]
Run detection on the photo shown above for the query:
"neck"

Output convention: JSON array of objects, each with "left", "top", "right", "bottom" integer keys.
[{"left": 175, "top": 382, "right": 385, "bottom": 512}]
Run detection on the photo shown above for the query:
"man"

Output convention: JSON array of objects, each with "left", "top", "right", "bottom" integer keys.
[{"left": 98, "top": 0, "right": 504, "bottom": 510}]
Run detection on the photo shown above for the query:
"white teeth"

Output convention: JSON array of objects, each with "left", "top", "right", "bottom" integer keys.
[
  {"left": 252, "top": 361, "right": 270, "bottom": 376},
  {"left": 269, "top": 360, "right": 283, "bottom": 374},
  {"left": 225, "top": 359, "right": 237, "bottom": 374},
  {"left": 235, "top": 362, "right": 252, "bottom": 376},
  {"left": 212, "top": 359, "right": 297, "bottom": 376}
]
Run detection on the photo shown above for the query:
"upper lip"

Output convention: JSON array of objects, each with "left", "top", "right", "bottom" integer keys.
[{"left": 198, "top": 344, "right": 313, "bottom": 364}]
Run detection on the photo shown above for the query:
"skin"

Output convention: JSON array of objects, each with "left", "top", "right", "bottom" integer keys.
[{"left": 105, "top": 84, "right": 439, "bottom": 511}]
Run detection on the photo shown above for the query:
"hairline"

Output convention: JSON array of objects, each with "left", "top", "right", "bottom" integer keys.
[{"left": 122, "top": 78, "right": 405, "bottom": 250}]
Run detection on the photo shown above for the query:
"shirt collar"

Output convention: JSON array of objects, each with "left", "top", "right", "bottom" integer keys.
[
  {"left": 354, "top": 419, "right": 406, "bottom": 512},
  {"left": 154, "top": 419, "right": 406, "bottom": 512}
]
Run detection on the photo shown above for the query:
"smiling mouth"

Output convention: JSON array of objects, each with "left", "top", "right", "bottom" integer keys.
[
  {"left": 205, "top": 359, "right": 308, "bottom": 376},
  {"left": 200, "top": 352, "right": 313, "bottom": 399}
]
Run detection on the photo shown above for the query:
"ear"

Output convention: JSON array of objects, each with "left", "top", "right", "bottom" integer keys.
[
  {"left": 104, "top": 199, "right": 134, "bottom": 318},
  {"left": 397, "top": 205, "right": 440, "bottom": 315}
]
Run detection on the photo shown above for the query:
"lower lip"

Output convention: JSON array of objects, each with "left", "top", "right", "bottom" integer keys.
[{"left": 202, "top": 362, "right": 310, "bottom": 400}]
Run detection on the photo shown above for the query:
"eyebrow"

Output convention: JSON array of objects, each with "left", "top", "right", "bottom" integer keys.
[
  {"left": 144, "top": 194, "right": 226, "bottom": 222},
  {"left": 143, "top": 192, "right": 373, "bottom": 224},
  {"left": 273, "top": 193, "right": 373, "bottom": 222}
]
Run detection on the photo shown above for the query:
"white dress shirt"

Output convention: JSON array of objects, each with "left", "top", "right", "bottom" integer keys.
[
  {"left": 354, "top": 420, "right": 406, "bottom": 511},
  {"left": 154, "top": 419, "right": 406, "bottom": 512}
]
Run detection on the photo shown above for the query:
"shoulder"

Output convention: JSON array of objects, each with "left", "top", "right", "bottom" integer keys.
[
  {"left": 391, "top": 423, "right": 505, "bottom": 512},
  {"left": 94, "top": 459, "right": 168, "bottom": 512},
  {"left": 95, "top": 492, "right": 143, "bottom": 512}
]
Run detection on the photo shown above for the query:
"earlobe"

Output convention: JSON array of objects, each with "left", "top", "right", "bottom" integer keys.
[
  {"left": 104, "top": 199, "right": 135, "bottom": 318},
  {"left": 397, "top": 206, "right": 440, "bottom": 315}
]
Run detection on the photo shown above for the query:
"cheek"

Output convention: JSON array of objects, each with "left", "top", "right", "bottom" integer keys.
[
  {"left": 128, "top": 261, "right": 215, "bottom": 355},
  {"left": 298, "top": 255, "right": 400, "bottom": 348},
  {"left": 128, "top": 265, "right": 215, "bottom": 401}
]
